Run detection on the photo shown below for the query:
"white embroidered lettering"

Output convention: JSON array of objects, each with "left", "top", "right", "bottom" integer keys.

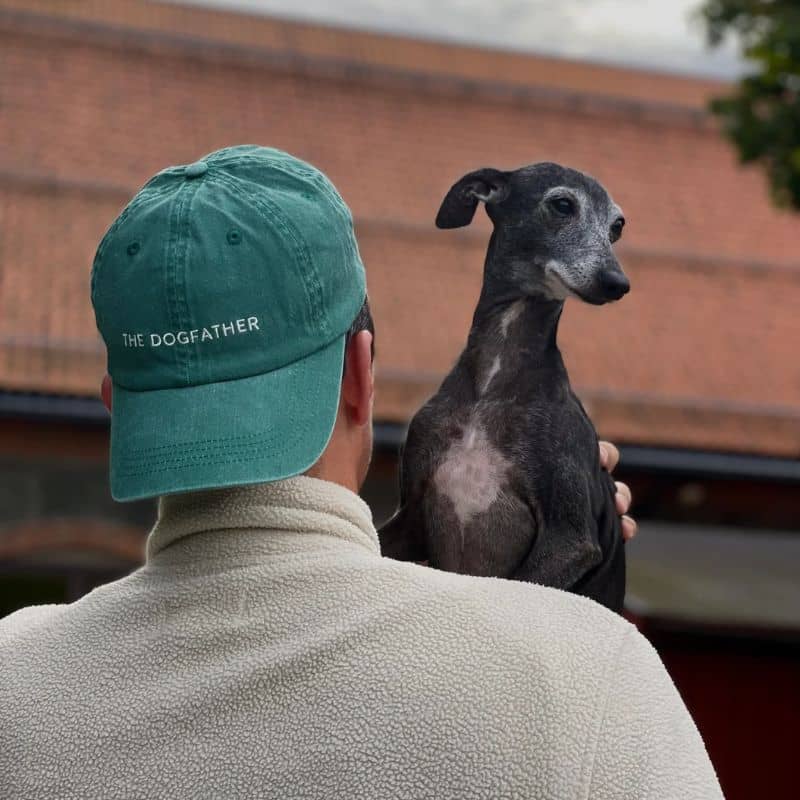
[
  {"left": 121, "top": 316, "right": 260, "bottom": 349},
  {"left": 122, "top": 333, "right": 146, "bottom": 348}
]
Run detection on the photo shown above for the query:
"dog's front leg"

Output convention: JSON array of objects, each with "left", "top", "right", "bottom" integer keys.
[
  {"left": 513, "top": 521, "right": 602, "bottom": 594},
  {"left": 570, "top": 472, "right": 626, "bottom": 611},
  {"left": 512, "top": 467, "right": 604, "bottom": 594}
]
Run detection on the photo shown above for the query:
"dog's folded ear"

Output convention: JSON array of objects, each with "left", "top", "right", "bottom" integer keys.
[{"left": 435, "top": 168, "right": 510, "bottom": 229}]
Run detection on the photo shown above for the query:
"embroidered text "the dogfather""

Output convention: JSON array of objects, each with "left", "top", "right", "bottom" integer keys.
[{"left": 122, "top": 317, "right": 260, "bottom": 348}]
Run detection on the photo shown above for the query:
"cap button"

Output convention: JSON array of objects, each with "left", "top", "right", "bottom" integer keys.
[{"left": 185, "top": 160, "right": 208, "bottom": 179}]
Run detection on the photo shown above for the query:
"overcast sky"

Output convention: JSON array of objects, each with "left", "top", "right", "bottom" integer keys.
[{"left": 169, "top": 0, "right": 745, "bottom": 79}]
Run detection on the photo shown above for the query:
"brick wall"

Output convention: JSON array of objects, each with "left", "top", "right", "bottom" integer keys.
[{"left": 1, "top": 0, "right": 799, "bottom": 454}]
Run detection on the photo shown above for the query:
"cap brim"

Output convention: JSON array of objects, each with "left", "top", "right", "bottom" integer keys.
[{"left": 109, "top": 335, "right": 345, "bottom": 502}]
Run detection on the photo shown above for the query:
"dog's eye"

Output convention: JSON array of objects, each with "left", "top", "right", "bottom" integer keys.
[
  {"left": 549, "top": 196, "right": 576, "bottom": 216},
  {"left": 610, "top": 217, "right": 625, "bottom": 241}
]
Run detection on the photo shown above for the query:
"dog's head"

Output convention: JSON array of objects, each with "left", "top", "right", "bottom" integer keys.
[{"left": 436, "top": 162, "right": 629, "bottom": 305}]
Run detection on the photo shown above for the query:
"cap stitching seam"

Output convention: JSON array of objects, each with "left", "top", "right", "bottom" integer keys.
[
  {"left": 215, "top": 173, "right": 320, "bottom": 333},
  {"left": 208, "top": 157, "right": 342, "bottom": 216},
  {"left": 175, "top": 180, "right": 201, "bottom": 385},
  {"left": 120, "top": 431, "right": 288, "bottom": 457},
  {"left": 116, "top": 435, "right": 300, "bottom": 473},
  {"left": 214, "top": 172, "right": 328, "bottom": 337},
  {"left": 115, "top": 409, "right": 308, "bottom": 477},
  {"left": 118, "top": 435, "right": 290, "bottom": 467},
  {"left": 117, "top": 447, "right": 302, "bottom": 477},
  {"left": 164, "top": 182, "right": 187, "bottom": 385},
  {"left": 203, "top": 154, "right": 321, "bottom": 177}
]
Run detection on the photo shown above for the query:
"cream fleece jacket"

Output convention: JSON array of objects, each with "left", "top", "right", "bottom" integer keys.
[{"left": 0, "top": 477, "right": 723, "bottom": 799}]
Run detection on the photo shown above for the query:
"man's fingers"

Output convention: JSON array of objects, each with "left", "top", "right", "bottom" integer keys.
[
  {"left": 614, "top": 481, "right": 632, "bottom": 515},
  {"left": 600, "top": 442, "right": 637, "bottom": 542},
  {"left": 621, "top": 515, "right": 638, "bottom": 541},
  {"left": 599, "top": 440, "right": 619, "bottom": 472}
]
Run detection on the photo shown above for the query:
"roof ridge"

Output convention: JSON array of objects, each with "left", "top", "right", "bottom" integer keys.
[{"left": 0, "top": 0, "right": 730, "bottom": 112}]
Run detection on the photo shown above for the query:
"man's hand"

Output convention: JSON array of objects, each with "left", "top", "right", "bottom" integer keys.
[{"left": 599, "top": 441, "right": 637, "bottom": 541}]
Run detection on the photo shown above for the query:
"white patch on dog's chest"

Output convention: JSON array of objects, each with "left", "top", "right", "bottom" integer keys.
[{"left": 433, "top": 423, "right": 511, "bottom": 526}]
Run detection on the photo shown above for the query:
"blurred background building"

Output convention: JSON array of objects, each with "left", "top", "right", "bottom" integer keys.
[{"left": 0, "top": 1, "right": 798, "bottom": 796}]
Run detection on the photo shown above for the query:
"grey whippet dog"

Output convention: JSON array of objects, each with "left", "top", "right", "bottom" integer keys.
[{"left": 379, "top": 162, "right": 629, "bottom": 612}]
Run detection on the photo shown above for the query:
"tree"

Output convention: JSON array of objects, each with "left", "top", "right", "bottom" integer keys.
[{"left": 699, "top": 0, "right": 800, "bottom": 208}]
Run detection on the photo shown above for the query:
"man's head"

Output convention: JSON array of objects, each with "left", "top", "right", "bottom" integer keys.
[{"left": 93, "top": 146, "right": 371, "bottom": 500}]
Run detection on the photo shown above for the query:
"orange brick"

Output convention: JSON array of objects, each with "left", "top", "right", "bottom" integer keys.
[{"left": 0, "top": 0, "right": 798, "bottom": 455}]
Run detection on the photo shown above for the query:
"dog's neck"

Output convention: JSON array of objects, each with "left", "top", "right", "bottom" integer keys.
[
  {"left": 458, "top": 240, "right": 568, "bottom": 397},
  {"left": 471, "top": 290, "right": 564, "bottom": 354},
  {"left": 462, "top": 289, "right": 566, "bottom": 399}
]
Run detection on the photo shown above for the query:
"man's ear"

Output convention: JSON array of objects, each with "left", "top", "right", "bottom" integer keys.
[
  {"left": 101, "top": 374, "right": 113, "bottom": 412},
  {"left": 435, "top": 167, "right": 510, "bottom": 229},
  {"left": 341, "top": 330, "right": 373, "bottom": 427}
]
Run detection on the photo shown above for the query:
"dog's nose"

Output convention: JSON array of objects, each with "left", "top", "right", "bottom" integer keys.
[{"left": 599, "top": 271, "right": 630, "bottom": 300}]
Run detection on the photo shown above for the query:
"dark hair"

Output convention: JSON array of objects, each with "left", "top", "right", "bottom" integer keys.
[{"left": 343, "top": 296, "right": 374, "bottom": 375}]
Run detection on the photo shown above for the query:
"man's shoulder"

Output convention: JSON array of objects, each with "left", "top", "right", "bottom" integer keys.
[
  {"left": 365, "top": 558, "right": 655, "bottom": 778},
  {"left": 0, "top": 569, "right": 144, "bottom": 651},
  {"left": 0, "top": 603, "right": 65, "bottom": 647},
  {"left": 378, "top": 556, "right": 635, "bottom": 670},
  {"left": 397, "top": 557, "right": 629, "bottom": 625}
]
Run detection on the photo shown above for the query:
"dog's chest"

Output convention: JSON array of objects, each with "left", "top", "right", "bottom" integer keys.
[
  {"left": 427, "top": 300, "right": 578, "bottom": 528},
  {"left": 433, "top": 421, "right": 512, "bottom": 527}
]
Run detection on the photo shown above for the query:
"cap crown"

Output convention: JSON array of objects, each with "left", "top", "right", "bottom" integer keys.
[{"left": 92, "top": 146, "right": 366, "bottom": 391}]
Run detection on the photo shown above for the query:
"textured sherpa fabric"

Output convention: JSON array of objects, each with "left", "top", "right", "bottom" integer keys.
[{"left": 0, "top": 477, "right": 723, "bottom": 799}]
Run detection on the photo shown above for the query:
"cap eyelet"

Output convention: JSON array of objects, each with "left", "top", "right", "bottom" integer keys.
[
  {"left": 226, "top": 229, "right": 242, "bottom": 246},
  {"left": 126, "top": 241, "right": 140, "bottom": 256}
]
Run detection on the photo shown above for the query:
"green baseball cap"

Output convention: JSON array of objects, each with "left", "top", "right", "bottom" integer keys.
[{"left": 91, "top": 145, "right": 366, "bottom": 501}]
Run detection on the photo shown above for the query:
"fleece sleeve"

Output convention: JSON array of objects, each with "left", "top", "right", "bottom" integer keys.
[{"left": 586, "top": 628, "right": 725, "bottom": 800}]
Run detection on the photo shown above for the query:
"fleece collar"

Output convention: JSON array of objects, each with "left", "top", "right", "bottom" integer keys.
[{"left": 146, "top": 476, "right": 379, "bottom": 562}]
